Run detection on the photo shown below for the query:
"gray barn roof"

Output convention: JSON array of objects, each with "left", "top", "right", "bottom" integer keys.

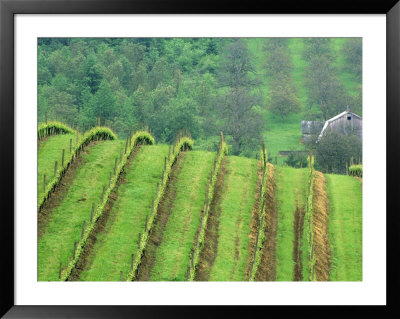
[{"left": 317, "top": 110, "right": 362, "bottom": 142}]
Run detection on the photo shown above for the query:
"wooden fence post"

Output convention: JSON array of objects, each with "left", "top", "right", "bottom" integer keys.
[
  {"left": 43, "top": 174, "right": 46, "bottom": 192},
  {"left": 62, "top": 149, "right": 65, "bottom": 167},
  {"left": 81, "top": 221, "right": 86, "bottom": 239},
  {"left": 131, "top": 254, "right": 134, "bottom": 270},
  {"left": 145, "top": 214, "right": 148, "bottom": 232},
  {"left": 138, "top": 233, "right": 141, "bottom": 249},
  {"left": 101, "top": 186, "right": 105, "bottom": 200},
  {"left": 108, "top": 172, "right": 112, "bottom": 188},
  {"left": 90, "top": 203, "right": 95, "bottom": 223},
  {"left": 70, "top": 139, "right": 72, "bottom": 154},
  {"left": 73, "top": 242, "right": 77, "bottom": 259},
  {"left": 125, "top": 136, "right": 128, "bottom": 154},
  {"left": 54, "top": 161, "right": 58, "bottom": 178}
]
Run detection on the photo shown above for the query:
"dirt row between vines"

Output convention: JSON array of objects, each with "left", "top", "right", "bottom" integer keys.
[
  {"left": 312, "top": 171, "right": 331, "bottom": 281},
  {"left": 135, "top": 152, "right": 185, "bottom": 281},
  {"left": 255, "top": 164, "right": 278, "bottom": 281},
  {"left": 68, "top": 146, "right": 141, "bottom": 281},
  {"left": 194, "top": 158, "right": 227, "bottom": 281}
]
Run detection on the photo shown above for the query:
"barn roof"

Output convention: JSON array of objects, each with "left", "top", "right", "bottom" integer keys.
[{"left": 317, "top": 110, "right": 362, "bottom": 142}]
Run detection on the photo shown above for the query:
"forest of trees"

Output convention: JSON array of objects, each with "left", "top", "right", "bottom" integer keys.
[{"left": 38, "top": 37, "right": 362, "bottom": 157}]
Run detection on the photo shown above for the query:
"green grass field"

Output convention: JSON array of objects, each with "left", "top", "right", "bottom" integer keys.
[
  {"left": 209, "top": 156, "right": 258, "bottom": 281},
  {"left": 326, "top": 174, "right": 362, "bottom": 281},
  {"left": 38, "top": 133, "right": 76, "bottom": 200},
  {"left": 150, "top": 151, "right": 216, "bottom": 281},
  {"left": 274, "top": 166, "right": 309, "bottom": 281},
  {"left": 38, "top": 139, "right": 124, "bottom": 281},
  {"left": 79, "top": 145, "right": 169, "bottom": 281}
]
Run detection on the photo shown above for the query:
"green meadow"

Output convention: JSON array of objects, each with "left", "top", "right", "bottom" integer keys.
[{"left": 209, "top": 156, "right": 258, "bottom": 281}]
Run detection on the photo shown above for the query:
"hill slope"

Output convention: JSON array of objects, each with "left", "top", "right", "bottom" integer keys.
[
  {"left": 38, "top": 140, "right": 124, "bottom": 281},
  {"left": 77, "top": 145, "right": 169, "bottom": 281}
]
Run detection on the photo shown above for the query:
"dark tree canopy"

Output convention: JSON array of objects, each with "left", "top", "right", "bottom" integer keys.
[{"left": 315, "top": 131, "right": 362, "bottom": 174}]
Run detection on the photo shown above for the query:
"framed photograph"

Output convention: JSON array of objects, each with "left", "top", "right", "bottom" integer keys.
[{"left": 1, "top": 0, "right": 398, "bottom": 317}]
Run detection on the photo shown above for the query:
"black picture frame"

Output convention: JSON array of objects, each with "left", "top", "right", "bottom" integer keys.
[{"left": 1, "top": 0, "right": 398, "bottom": 317}]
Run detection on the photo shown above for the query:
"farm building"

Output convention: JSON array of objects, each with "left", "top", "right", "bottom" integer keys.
[{"left": 301, "top": 107, "right": 362, "bottom": 143}]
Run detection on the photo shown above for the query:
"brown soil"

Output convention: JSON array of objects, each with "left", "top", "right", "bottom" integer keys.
[
  {"left": 293, "top": 202, "right": 305, "bottom": 281},
  {"left": 194, "top": 158, "right": 227, "bottom": 281},
  {"left": 135, "top": 152, "right": 185, "bottom": 281},
  {"left": 244, "top": 162, "right": 262, "bottom": 280},
  {"left": 67, "top": 146, "right": 141, "bottom": 281},
  {"left": 255, "top": 164, "right": 278, "bottom": 281},
  {"left": 312, "top": 171, "right": 331, "bottom": 281},
  {"left": 37, "top": 142, "right": 98, "bottom": 239}
]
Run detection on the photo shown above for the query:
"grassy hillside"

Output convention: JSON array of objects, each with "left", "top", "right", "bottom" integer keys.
[
  {"left": 38, "top": 133, "right": 76, "bottom": 200},
  {"left": 274, "top": 166, "right": 309, "bottom": 281},
  {"left": 78, "top": 145, "right": 169, "bottom": 281},
  {"left": 326, "top": 174, "right": 362, "bottom": 281},
  {"left": 149, "top": 151, "right": 216, "bottom": 281},
  {"left": 38, "top": 140, "right": 124, "bottom": 281},
  {"left": 36, "top": 133, "right": 362, "bottom": 282},
  {"left": 208, "top": 156, "right": 258, "bottom": 281}
]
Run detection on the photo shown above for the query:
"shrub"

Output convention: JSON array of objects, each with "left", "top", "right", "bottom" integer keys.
[
  {"left": 349, "top": 164, "right": 362, "bottom": 177},
  {"left": 38, "top": 121, "right": 75, "bottom": 140}
]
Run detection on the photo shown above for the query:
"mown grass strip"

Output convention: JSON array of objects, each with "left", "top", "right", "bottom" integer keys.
[
  {"left": 126, "top": 134, "right": 194, "bottom": 281},
  {"left": 60, "top": 131, "right": 154, "bottom": 281},
  {"left": 274, "top": 166, "right": 308, "bottom": 281},
  {"left": 38, "top": 121, "right": 75, "bottom": 140},
  {"left": 78, "top": 144, "right": 169, "bottom": 281},
  {"left": 208, "top": 156, "right": 258, "bottom": 281},
  {"left": 148, "top": 150, "right": 216, "bottom": 281},
  {"left": 38, "top": 126, "right": 117, "bottom": 211},
  {"left": 326, "top": 174, "right": 362, "bottom": 281},
  {"left": 188, "top": 133, "right": 228, "bottom": 281}
]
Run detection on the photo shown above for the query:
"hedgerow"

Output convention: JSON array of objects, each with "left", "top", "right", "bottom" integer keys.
[
  {"left": 38, "top": 126, "right": 117, "bottom": 211},
  {"left": 38, "top": 121, "right": 75, "bottom": 140},
  {"left": 60, "top": 129, "right": 154, "bottom": 281},
  {"left": 349, "top": 164, "right": 362, "bottom": 177},
  {"left": 187, "top": 132, "right": 228, "bottom": 281},
  {"left": 125, "top": 130, "right": 194, "bottom": 281},
  {"left": 249, "top": 143, "right": 269, "bottom": 281}
]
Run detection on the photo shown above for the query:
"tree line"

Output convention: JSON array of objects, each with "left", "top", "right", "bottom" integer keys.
[{"left": 38, "top": 37, "right": 362, "bottom": 157}]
